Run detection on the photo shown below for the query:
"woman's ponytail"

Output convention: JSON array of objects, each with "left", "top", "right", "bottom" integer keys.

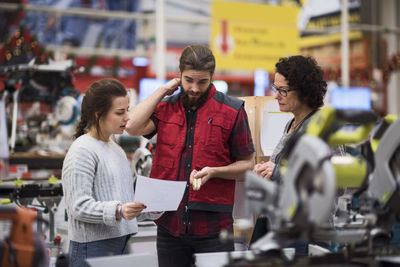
[{"left": 73, "top": 96, "right": 89, "bottom": 139}]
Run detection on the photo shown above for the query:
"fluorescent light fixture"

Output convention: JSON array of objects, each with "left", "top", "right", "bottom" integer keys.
[
  {"left": 133, "top": 57, "right": 149, "bottom": 67},
  {"left": 213, "top": 80, "right": 228, "bottom": 94}
]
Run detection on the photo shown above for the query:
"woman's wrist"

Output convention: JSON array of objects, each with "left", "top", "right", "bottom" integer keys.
[
  {"left": 116, "top": 204, "right": 124, "bottom": 220},
  {"left": 119, "top": 204, "right": 125, "bottom": 220}
]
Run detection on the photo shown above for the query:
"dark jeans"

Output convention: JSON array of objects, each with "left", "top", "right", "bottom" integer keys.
[
  {"left": 287, "top": 241, "right": 308, "bottom": 256},
  {"left": 157, "top": 227, "right": 234, "bottom": 267},
  {"left": 69, "top": 235, "right": 130, "bottom": 267},
  {"left": 249, "top": 217, "right": 269, "bottom": 245}
]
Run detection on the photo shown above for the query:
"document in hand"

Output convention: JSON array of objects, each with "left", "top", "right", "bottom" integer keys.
[{"left": 134, "top": 175, "right": 187, "bottom": 212}]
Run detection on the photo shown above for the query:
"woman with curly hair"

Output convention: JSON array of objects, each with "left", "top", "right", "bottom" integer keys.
[
  {"left": 254, "top": 55, "right": 327, "bottom": 181},
  {"left": 250, "top": 55, "right": 327, "bottom": 248}
]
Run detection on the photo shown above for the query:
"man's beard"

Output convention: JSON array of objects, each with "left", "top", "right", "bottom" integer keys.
[{"left": 181, "top": 84, "right": 212, "bottom": 110}]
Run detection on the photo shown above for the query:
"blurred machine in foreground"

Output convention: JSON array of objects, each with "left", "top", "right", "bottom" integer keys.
[
  {"left": 235, "top": 107, "right": 400, "bottom": 266},
  {"left": 0, "top": 206, "right": 47, "bottom": 267}
]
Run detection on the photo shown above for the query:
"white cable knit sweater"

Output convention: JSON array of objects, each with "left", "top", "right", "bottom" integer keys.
[{"left": 62, "top": 134, "right": 156, "bottom": 243}]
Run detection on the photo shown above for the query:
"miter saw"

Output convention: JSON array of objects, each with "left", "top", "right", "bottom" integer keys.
[
  {"left": 131, "top": 147, "right": 152, "bottom": 177},
  {"left": 1, "top": 59, "right": 80, "bottom": 152},
  {"left": 240, "top": 107, "right": 390, "bottom": 266},
  {"left": 353, "top": 115, "right": 400, "bottom": 235},
  {"left": 54, "top": 95, "right": 80, "bottom": 126}
]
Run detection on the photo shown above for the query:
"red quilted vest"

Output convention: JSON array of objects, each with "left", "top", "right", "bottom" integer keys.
[{"left": 150, "top": 86, "right": 243, "bottom": 212}]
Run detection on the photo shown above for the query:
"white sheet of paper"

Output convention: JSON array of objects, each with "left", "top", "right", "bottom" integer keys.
[
  {"left": 260, "top": 100, "right": 293, "bottom": 156},
  {"left": 134, "top": 175, "right": 187, "bottom": 212}
]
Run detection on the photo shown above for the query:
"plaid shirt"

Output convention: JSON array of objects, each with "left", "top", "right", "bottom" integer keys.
[{"left": 150, "top": 103, "right": 254, "bottom": 237}]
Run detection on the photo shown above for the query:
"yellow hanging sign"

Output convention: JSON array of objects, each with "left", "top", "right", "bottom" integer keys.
[{"left": 211, "top": 2, "right": 300, "bottom": 72}]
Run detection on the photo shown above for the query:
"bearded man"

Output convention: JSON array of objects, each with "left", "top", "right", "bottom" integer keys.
[{"left": 126, "top": 44, "right": 255, "bottom": 267}]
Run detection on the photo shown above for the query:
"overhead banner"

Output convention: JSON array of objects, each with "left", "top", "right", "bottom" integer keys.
[
  {"left": 211, "top": 2, "right": 299, "bottom": 72},
  {"left": 298, "top": 0, "right": 362, "bottom": 48}
]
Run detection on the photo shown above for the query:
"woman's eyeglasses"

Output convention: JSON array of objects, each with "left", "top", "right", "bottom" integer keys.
[{"left": 271, "top": 84, "right": 295, "bottom": 97}]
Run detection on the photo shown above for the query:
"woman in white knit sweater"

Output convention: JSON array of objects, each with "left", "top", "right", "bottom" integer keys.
[{"left": 62, "top": 78, "right": 157, "bottom": 267}]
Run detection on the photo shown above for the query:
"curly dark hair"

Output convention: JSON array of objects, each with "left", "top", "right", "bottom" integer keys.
[{"left": 275, "top": 55, "right": 327, "bottom": 109}]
